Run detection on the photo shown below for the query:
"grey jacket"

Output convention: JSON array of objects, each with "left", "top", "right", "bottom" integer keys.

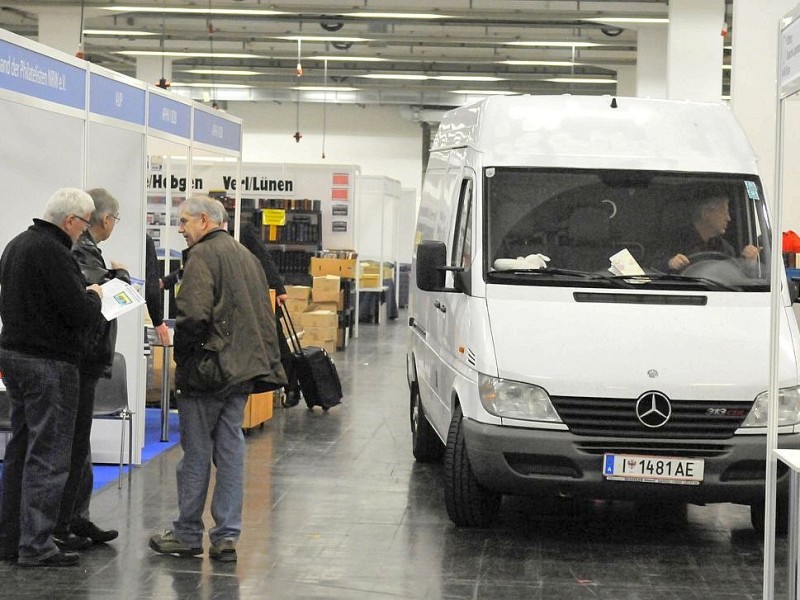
[{"left": 174, "top": 228, "right": 286, "bottom": 395}]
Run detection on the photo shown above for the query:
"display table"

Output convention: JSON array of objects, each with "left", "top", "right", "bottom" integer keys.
[
  {"left": 773, "top": 448, "right": 800, "bottom": 597},
  {"left": 243, "top": 391, "right": 273, "bottom": 429}
]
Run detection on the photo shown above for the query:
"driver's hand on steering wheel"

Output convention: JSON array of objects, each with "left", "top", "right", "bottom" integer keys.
[
  {"left": 668, "top": 253, "right": 690, "bottom": 271},
  {"left": 740, "top": 244, "right": 760, "bottom": 262}
]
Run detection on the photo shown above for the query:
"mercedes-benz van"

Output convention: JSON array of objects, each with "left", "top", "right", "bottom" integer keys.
[{"left": 406, "top": 95, "right": 800, "bottom": 530}]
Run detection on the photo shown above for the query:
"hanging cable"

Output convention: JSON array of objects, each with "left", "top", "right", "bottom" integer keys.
[
  {"left": 157, "top": 1, "right": 168, "bottom": 88},
  {"left": 296, "top": 39, "right": 303, "bottom": 77},
  {"left": 294, "top": 39, "right": 303, "bottom": 142},
  {"left": 76, "top": 0, "right": 86, "bottom": 58},
  {"left": 322, "top": 59, "right": 328, "bottom": 159}
]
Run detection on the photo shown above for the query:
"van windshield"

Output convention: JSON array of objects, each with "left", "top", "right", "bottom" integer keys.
[{"left": 485, "top": 168, "right": 771, "bottom": 292}]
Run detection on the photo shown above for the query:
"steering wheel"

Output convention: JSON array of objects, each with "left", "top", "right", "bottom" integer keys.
[{"left": 686, "top": 251, "right": 731, "bottom": 264}]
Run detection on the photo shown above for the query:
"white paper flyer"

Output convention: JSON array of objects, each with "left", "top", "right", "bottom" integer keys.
[{"left": 100, "top": 278, "right": 146, "bottom": 321}]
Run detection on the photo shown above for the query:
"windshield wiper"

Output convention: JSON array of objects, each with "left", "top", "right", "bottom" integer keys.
[
  {"left": 605, "top": 273, "right": 740, "bottom": 292},
  {"left": 490, "top": 267, "right": 635, "bottom": 287}
]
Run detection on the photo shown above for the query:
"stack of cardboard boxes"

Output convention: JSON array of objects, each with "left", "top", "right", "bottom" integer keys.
[{"left": 283, "top": 277, "right": 341, "bottom": 355}]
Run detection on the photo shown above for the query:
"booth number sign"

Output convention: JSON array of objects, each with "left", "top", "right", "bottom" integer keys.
[{"left": 262, "top": 209, "right": 286, "bottom": 227}]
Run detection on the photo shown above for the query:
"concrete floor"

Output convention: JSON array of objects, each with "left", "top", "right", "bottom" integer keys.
[{"left": 0, "top": 312, "right": 789, "bottom": 599}]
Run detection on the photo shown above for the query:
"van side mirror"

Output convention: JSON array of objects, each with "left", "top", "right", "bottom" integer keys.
[
  {"left": 416, "top": 240, "right": 462, "bottom": 292},
  {"left": 789, "top": 278, "right": 800, "bottom": 303}
]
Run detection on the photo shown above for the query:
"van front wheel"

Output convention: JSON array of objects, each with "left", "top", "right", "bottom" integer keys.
[
  {"left": 444, "top": 405, "right": 501, "bottom": 527},
  {"left": 411, "top": 383, "right": 444, "bottom": 462}
]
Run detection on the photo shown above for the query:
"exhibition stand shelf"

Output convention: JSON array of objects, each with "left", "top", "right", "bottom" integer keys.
[{"left": 0, "top": 27, "right": 242, "bottom": 465}]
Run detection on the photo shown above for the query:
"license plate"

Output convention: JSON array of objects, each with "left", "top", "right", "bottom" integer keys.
[{"left": 603, "top": 453, "right": 704, "bottom": 485}]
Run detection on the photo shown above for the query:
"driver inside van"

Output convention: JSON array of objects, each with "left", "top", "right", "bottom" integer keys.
[{"left": 662, "top": 184, "right": 760, "bottom": 272}]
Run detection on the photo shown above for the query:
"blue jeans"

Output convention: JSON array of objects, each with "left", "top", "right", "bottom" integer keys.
[
  {"left": 173, "top": 387, "right": 250, "bottom": 547},
  {"left": 0, "top": 349, "right": 79, "bottom": 561}
]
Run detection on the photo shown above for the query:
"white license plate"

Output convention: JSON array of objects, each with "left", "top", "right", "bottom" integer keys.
[{"left": 603, "top": 453, "right": 704, "bottom": 485}]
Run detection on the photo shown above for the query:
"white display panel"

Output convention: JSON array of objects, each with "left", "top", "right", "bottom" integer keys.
[{"left": 0, "top": 101, "right": 84, "bottom": 252}]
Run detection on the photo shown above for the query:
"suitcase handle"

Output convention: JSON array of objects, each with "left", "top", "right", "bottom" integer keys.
[{"left": 279, "top": 303, "right": 303, "bottom": 354}]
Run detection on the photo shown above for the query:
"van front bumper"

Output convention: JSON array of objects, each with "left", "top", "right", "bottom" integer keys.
[{"left": 462, "top": 418, "right": 799, "bottom": 504}]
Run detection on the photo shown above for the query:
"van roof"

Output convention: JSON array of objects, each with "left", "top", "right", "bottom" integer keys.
[{"left": 431, "top": 95, "right": 759, "bottom": 175}]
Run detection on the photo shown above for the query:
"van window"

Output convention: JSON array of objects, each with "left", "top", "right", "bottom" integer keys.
[
  {"left": 484, "top": 168, "right": 770, "bottom": 291},
  {"left": 453, "top": 179, "right": 473, "bottom": 268}
]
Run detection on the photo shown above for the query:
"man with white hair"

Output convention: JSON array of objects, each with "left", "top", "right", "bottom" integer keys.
[
  {"left": 149, "top": 195, "right": 285, "bottom": 563},
  {"left": 0, "top": 188, "right": 103, "bottom": 567}
]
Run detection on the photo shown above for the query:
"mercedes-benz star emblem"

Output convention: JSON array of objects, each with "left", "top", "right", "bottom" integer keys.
[{"left": 635, "top": 391, "right": 672, "bottom": 428}]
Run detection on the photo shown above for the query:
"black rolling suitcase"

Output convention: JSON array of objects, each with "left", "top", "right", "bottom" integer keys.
[{"left": 280, "top": 305, "right": 342, "bottom": 411}]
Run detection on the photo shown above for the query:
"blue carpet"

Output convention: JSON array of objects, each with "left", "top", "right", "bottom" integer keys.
[
  {"left": 0, "top": 408, "right": 180, "bottom": 493},
  {"left": 92, "top": 407, "right": 180, "bottom": 490}
]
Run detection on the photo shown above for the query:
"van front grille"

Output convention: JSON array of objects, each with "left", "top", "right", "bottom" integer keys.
[{"left": 550, "top": 396, "right": 752, "bottom": 439}]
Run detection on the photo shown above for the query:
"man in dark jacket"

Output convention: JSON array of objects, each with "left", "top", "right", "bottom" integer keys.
[
  {"left": 55, "top": 188, "right": 128, "bottom": 548},
  {"left": 0, "top": 188, "right": 103, "bottom": 567},
  {"left": 149, "top": 196, "right": 285, "bottom": 563}
]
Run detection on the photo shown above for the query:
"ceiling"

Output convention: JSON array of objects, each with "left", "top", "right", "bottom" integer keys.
[{"left": 0, "top": 1, "right": 733, "bottom": 108}]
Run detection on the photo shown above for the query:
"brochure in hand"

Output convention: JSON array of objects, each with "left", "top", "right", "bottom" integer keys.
[{"left": 100, "top": 278, "right": 146, "bottom": 321}]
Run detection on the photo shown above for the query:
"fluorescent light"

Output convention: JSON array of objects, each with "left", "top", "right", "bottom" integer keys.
[
  {"left": 722, "top": 65, "right": 732, "bottom": 70},
  {"left": 170, "top": 82, "right": 251, "bottom": 89},
  {"left": 545, "top": 77, "right": 617, "bottom": 84},
  {"left": 359, "top": 74, "right": 429, "bottom": 80},
  {"left": 434, "top": 75, "right": 505, "bottom": 82},
  {"left": 99, "top": 6, "right": 288, "bottom": 16},
  {"left": 276, "top": 36, "right": 372, "bottom": 43},
  {"left": 290, "top": 86, "right": 360, "bottom": 92},
  {"left": 586, "top": 17, "right": 669, "bottom": 24},
  {"left": 498, "top": 60, "right": 579, "bottom": 67},
  {"left": 310, "top": 56, "right": 387, "bottom": 62},
  {"left": 450, "top": 89, "right": 514, "bottom": 95},
  {"left": 116, "top": 51, "right": 262, "bottom": 59},
  {"left": 505, "top": 41, "right": 600, "bottom": 48},
  {"left": 83, "top": 29, "right": 156, "bottom": 36},
  {"left": 342, "top": 12, "right": 451, "bottom": 20},
  {"left": 182, "top": 69, "right": 262, "bottom": 76}
]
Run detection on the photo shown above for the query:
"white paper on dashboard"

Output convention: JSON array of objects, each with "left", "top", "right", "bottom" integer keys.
[
  {"left": 100, "top": 278, "right": 146, "bottom": 321},
  {"left": 608, "top": 248, "right": 646, "bottom": 277}
]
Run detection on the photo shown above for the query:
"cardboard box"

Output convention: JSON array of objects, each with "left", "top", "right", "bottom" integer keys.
[
  {"left": 360, "top": 274, "right": 381, "bottom": 288},
  {"left": 302, "top": 338, "right": 336, "bottom": 354},
  {"left": 243, "top": 391, "right": 273, "bottom": 429},
  {"left": 285, "top": 285, "right": 311, "bottom": 301},
  {"left": 312, "top": 275, "right": 340, "bottom": 303},
  {"left": 283, "top": 298, "right": 309, "bottom": 320},
  {"left": 310, "top": 257, "right": 357, "bottom": 278},
  {"left": 303, "top": 326, "right": 337, "bottom": 342},
  {"left": 308, "top": 301, "right": 338, "bottom": 313},
  {"left": 302, "top": 310, "right": 338, "bottom": 329}
]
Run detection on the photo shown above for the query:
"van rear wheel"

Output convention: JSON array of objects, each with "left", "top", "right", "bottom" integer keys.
[
  {"left": 444, "top": 405, "right": 501, "bottom": 527},
  {"left": 411, "top": 383, "right": 444, "bottom": 462}
]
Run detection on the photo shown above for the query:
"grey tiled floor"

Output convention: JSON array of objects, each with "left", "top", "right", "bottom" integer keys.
[{"left": 0, "top": 311, "right": 788, "bottom": 598}]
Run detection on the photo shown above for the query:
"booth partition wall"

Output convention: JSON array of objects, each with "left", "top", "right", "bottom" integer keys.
[{"left": 0, "top": 27, "right": 242, "bottom": 464}]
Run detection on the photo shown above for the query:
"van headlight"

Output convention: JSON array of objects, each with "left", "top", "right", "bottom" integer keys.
[
  {"left": 478, "top": 374, "right": 562, "bottom": 422},
  {"left": 742, "top": 386, "right": 800, "bottom": 427}
]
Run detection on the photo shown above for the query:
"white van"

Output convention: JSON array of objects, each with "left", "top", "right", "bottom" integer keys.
[{"left": 406, "top": 95, "right": 800, "bottom": 530}]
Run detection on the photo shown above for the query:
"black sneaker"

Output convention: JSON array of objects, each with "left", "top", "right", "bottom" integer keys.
[
  {"left": 71, "top": 521, "right": 119, "bottom": 544},
  {"left": 18, "top": 550, "right": 79, "bottom": 568},
  {"left": 53, "top": 533, "right": 92, "bottom": 551}
]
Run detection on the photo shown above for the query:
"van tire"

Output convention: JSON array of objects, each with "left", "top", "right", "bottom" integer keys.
[
  {"left": 750, "top": 496, "right": 789, "bottom": 535},
  {"left": 411, "top": 383, "right": 444, "bottom": 462},
  {"left": 444, "top": 405, "right": 502, "bottom": 527}
]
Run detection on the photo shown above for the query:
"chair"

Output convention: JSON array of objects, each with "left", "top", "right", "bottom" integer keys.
[{"left": 93, "top": 352, "right": 134, "bottom": 488}]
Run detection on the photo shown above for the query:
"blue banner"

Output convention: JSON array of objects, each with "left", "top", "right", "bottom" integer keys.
[
  {"left": 0, "top": 39, "right": 86, "bottom": 109},
  {"left": 148, "top": 92, "right": 191, "bottom": 139},
  {"left": 90, "top": 73, "right": 145, "bottom": 126},
  {"left": 193, "top": 109, "right": 241, "bottom": 152}
]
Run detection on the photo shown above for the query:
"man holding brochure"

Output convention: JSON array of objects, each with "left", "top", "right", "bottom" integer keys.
[
  {"left": 55, "top": 188, "right": 130, "bottom": 550},
  {"left": 0, "top": 188, "right": 103, "bottom": 567}
]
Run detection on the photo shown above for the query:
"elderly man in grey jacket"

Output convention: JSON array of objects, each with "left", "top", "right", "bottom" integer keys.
[{"left": 149, "top": 195, "right": 285, "bottom": 563}]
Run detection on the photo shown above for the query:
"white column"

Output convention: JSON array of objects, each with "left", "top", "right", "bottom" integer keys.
[
  {"left": 615, "top": 65, "right": 637, "bottom": 97},
  {"left": 38, "top": 8, "right": 83, "bottom": 56},
  {"left": 731, "top": 0, "right": 797, "bottom": 221},
  {"left": 666, "top": 0, "right": 725, "bottom": 102},
  {"left": 136, "top": 56, "right": 173, "bottom": 87},
  {"left": 636, "top": 26, "right": 668, "bottom": 98}
]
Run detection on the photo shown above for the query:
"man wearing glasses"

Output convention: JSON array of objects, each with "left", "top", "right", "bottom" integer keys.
[
  {"left": 55, "top": 188, "right": 129, "bottom": 551},
  {"left": 0, "top": 189, "right": 103, "bottom": 567}
]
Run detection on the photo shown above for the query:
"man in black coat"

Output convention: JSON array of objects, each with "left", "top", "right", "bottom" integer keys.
[{"left": 0, "top": 189, "right": 103, "bottom": 567}]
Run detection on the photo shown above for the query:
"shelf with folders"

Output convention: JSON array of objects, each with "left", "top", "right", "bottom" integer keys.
[{"left": 257, "top": 199, "right": 323, "bottom": 286}]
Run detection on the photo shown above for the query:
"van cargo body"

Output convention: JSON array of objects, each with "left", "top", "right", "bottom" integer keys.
[{"left": 407, "top": 95, "right": 800, "bottom": 530}]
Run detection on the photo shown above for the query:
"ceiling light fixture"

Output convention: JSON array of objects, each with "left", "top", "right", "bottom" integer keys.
[
  {"left": 83, "top": 29, "right": 156, "bottom": 36},
  {"left": 290, "top": 86, "right": 360, "bottom": 92},
  {"left": 277, "top": 36, "right": 372, "bottom": 43},
  {"left": 545, "top": 77, "right": 617, "bottom": 84},
  {"left": 99, "top": 6, "right": 289, "bottom": 16},
  {"left": 586, "top": 17, "right": 669, "bottom": 24},
  {"left": 182, "top": 69, "right": 261, "bottom": 76},
  {"left": 359, "top": 74, "right": 428, "bottom": 80},
  {"left": 434, "top": 75, "right": 506, "bottom": 82},
  {"left": 499, "top": 60, "right": 580, "bottom": 67},
  {"left": 342, "top": 12, "right": 452, "bottom": 20},
  {"left": 116, "top": 51, "right": 262, "bottom": 59},
  {"left": 450, "top": 89, "right": 514, "bottom": 95},
  {"left": 310, "top": 56, "right": 387, "bottom": 62},
  {"left": 505, "top": 41, "right": 601, "bottom": 48},
  {"left": 169, "top": 82, "right": 251, "bottom": 88}
]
